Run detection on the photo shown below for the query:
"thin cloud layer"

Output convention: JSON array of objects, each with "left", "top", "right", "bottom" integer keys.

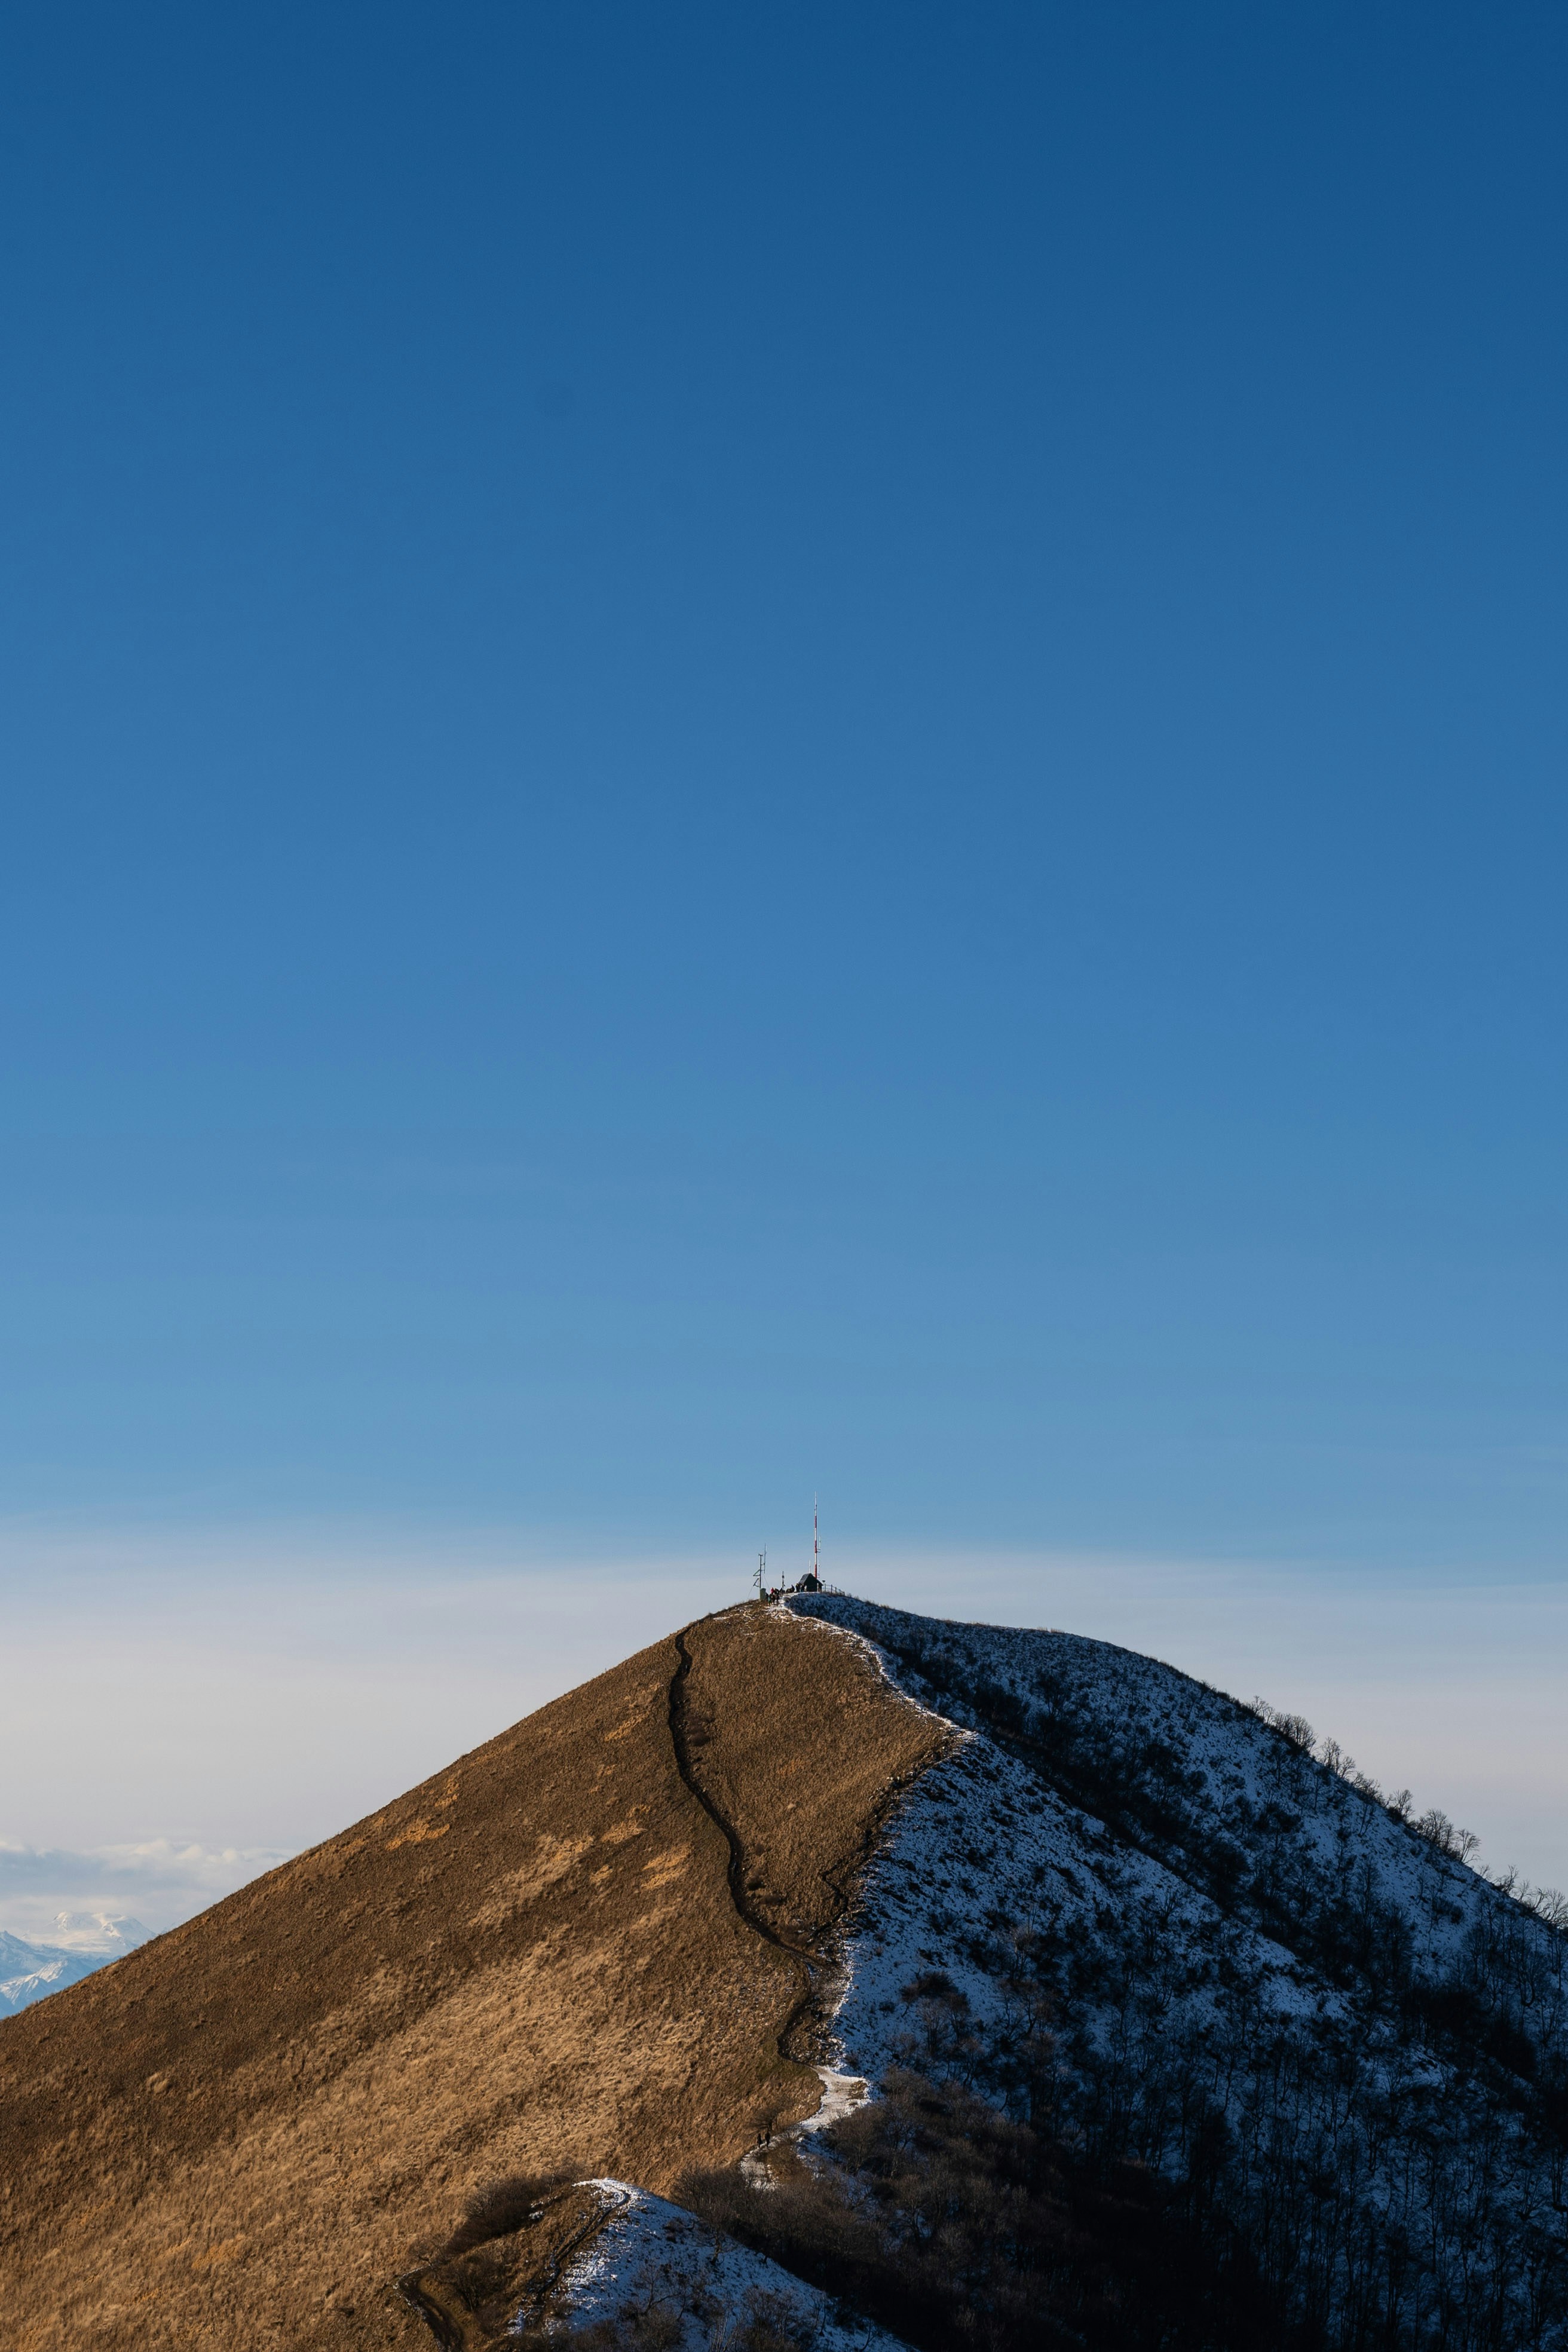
[{"left": 0, "top": 1837, "right": 292, "bottom": 1941}]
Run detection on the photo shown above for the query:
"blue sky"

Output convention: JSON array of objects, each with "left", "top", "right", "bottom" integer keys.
[{"left": 2, "top": 5, "right": 1566, "bottom": 1917}]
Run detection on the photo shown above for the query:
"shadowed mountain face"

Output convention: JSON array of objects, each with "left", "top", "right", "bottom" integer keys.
[
  {"left": 775, "top": 1596, "right": 1568, "bottom": 2352},
  {"left": 0, "top": 1608, "right": 947, "bottom": 2351}
]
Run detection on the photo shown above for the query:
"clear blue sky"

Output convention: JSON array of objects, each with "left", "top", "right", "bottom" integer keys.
[{"left": 4, "top": 1, "right": 1566, "bottom": 1575}]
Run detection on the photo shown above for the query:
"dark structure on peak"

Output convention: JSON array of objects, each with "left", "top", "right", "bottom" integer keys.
[{"left": 8, "top": 1594, "right": 1568, "bottom": 2352}]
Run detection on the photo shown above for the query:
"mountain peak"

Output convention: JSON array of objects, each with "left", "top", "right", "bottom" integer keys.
[
  {"left": 47, "top": 1910, "right": 148, "bottom": 1952},
  {"left": 0, "top": 1606, "right": 944, "bottom": 2350},
  {"left": 4, "top": 1596, "right": 1566, "bottom": 2351}
]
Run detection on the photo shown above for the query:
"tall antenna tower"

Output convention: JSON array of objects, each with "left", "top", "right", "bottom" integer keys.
[
  {"left": 813, "top": 1494, "right": 819, "bottom": 1585},
  {"left": 755, "top": 1548, "right": 767, "bottom": 1598}
]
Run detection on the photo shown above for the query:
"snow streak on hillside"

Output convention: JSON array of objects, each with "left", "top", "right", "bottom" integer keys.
[{"left": 792, "top": 1594, "right": 1568, "bottom": 2351}]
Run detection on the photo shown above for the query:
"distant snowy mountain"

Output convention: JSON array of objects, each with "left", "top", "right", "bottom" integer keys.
[{"left": 0, "top": 1914, "right": 147, "bottom": 2014}]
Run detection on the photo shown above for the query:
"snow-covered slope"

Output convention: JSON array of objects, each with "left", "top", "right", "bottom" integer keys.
[
  {"left": 0, "top": 1915, "right": 147, "bottom": 2014},
  {"left": 788, "top": 1594, "right": 1568, "bottom": 2351},
  {"left": 555, "top": 2182, "right": 908, "bottom": 2352}
]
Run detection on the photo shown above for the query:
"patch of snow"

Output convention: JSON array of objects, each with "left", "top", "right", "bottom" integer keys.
[
  {"left": 796, "top": 2068, "right": 869, "bottom": 2138},
  {"left": 546, "top": 2182, "right": 908, "bottom": 2351}
]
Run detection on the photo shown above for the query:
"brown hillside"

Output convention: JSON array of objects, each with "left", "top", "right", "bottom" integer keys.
[{"left": 0, "top": 1604, "right": 948, "bottom": 2352}]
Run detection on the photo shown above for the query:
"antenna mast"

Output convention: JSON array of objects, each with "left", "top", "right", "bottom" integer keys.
[{"left": 813, "top": 1494, "right": 819, "bottom": 1586}]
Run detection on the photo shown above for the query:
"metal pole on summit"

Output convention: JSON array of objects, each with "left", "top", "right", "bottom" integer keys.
[{"left": 813, "top": 1495, "right": 819, "bottom": 1587}]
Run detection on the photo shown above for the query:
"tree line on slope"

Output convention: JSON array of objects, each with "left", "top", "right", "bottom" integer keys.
[{"left": 1247, "top": 1695, "right": 1568, "bottom": 1934}]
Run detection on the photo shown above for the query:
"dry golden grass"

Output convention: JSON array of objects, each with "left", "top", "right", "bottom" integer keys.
[{"left": 0, "top": 1604, "right": 948, "bottom": 2351}]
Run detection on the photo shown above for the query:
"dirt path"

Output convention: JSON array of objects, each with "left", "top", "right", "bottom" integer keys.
[
  {"left": 666, "top": 1622, "right": 827, "bottom": 2078},
  {"left": 667, "top": 1627, "right": 822, "bottom": 1965},
  {"left": 666, "top": 1610, "right": 954, "bottom": 2081}
]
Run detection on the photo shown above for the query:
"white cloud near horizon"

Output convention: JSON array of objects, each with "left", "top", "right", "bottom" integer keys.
[
  {"left": 0, "top": 1836, "right": 295, "bottom": 1942},
  {"left": 0, "top": 1521, "right": 751, "bottom": 1938},
  {"left": 2, "top": 1520, "right": 1564, "bottom": 1938}
]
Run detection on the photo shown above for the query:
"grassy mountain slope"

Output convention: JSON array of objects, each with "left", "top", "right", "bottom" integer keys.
[{"left": 0, "top": 1607, "right": 946, "bottom": 2352}]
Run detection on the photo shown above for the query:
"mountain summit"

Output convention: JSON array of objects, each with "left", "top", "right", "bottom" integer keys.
[{"left": 2, "top": 1597, "right": 1565, "bottom": 2352}]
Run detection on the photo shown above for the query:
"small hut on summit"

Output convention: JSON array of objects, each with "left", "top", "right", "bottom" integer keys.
[{"left": 757, "top": 1503, "right": 828, "bottom": 1601}]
